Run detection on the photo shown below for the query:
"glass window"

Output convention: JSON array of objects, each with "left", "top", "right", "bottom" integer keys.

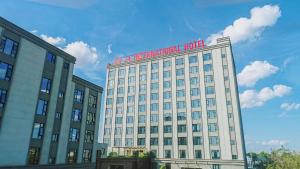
[
  {"left": 205, "top": 86, "right": 215, "bottom": 95},
  {"left": 151, "top": 83, "right": 159, "bottom": 90},
  {"left": 176, "top": 58, "right": 184, "bottom": 65},
  {"left": 208, "top": 110, "right": 217, "bottom": 119},
  {"left": 192, "top": 111, "right": 201, "bottom": 120},
  {"left": 179, "top": 150, "right": 186, "bottom": 159},
  {"left": 40, "top": 78, "right": 51, "bottom": 93},
  {"left": 126, "top": 127, "right": 133, "bottom": 134},
  {"left": 193, "top": 136, "right": 202, "bottom": 145},
  {"left": 0, "top": 37, "right": 18, "bottom": 57},
  {"left": 0, "top": 61, "right": 13, "bottom": 80},
  {"left": 205, "top": 75, "right": 214, "bottom": 83},
  {"left": 151, "top": 63, "right": 158, "bottom": 70},
  {"left": 118, "top": 69, "right": 125, "bottom": 77},
  {"left": 82, "top": 149, "right": 92, "bottom": 162},
  {"left": 177, "top": 101, "right": 186, "bottom": 109},
  {"left": 195, "top": 150, "right": 202, "bottom": 159},
  {"left": 176, "top": 90, "right": 185, "bottom": 98},
  {"left": 190, "top": 88, "right": 200, "bottom": 96},
  {"left": 150, "top": 126, "right": 158, "bottom": 133},
  {"left": 116, "top": 97, "right": 124, "bottom": 104},
  {"left": 164, "top": 150, "right": 171, "bottom": 158},
  {"left": 207, "top": 98, "right": 216, "bottom": 107},
  {"left": 84, "top": 130, "right": 94, "bottom": 143},
  {"left": 151, "top": 72, "right": 158, "bottom": 80},
  {"left": 126, "top": 116, "right": 134, "bottom": 123},
  {"left": 127, "top": 96, "right": 134, "bottom": 103},
  {"left": 104, "top": 128, "right": 111, "bottom": 135},
  {"left": 138, "top": 127, "right": 145, "bottom": 134},
  {"left": 138, "top": 105, "right": 146, "bottom": 112},
  {"left": 69, "top": 128, "right": 80, "bottom": 142},
  {"left": 74, "top": 89, "right": 84, "bottom": 103},
  {"left": 36, "top": 99, "right": 48, "bottom": 115},
  {"left": 192, "top": 124, "right": 201, "bottom": 132},
  {"left": 163, "top": 60, "right": 171, "bottom": 67},
  {"left": 204, "top": 64, "right": 213, "bottom": 72},
  {"left": 191, "top": 99, "right": 201, "bottom": 108},
  {"left": 138, "top": 115, "right": 146, "bottom": 123},
  {"left": 138, "top": 138, "right": 145, "bottom": 146},
  {"left": 189, "top": 66, "right": 199, "bottom": 74},
  {"left": 139, "top": 94, "right": 146, "bottom": 102},
  {"left": 209, "top": 136, "right": 220, "bottom": 145},
  {"left": 118, "top": 78, "right": 125, "bottom": 85},
  {"left": 55, "top": 112, "right": 61, "bottom": 120},
  {"left": 211, "top": 150, "right": 220, "bottom": 159},
  {"left": 139, "top": 74, "right": 147, "bottom": 82},
  {"left": 208, "top": 123, "right": 218, "bottom": 132},
  {"left": 129, "top": 67, "right": 136, "bottom": 74},
  {"left": 32, "top": 123, "right": 44, "bottom": 139},
  {"left": 108, "top": 70, "right": 115, "bottom": 78},
  {"left": 127, "top": 106, "right": 134, "bottom": 113},
  {"left": 117, "top": 87, "right": 124, "bottom": 94},
  {"left": 128, "top": 76, "right": 135, "bottom": 83},
  {"left": 139, "top": 65, "right": 147, "bottom": 72},
  {"left": 163, "top": 91, "right": 171, "bottom": 99},
  {"left": 46, "top": 52, "right": 56, "bottom": 63},
  {"left": 163, "top": 125, "right": 172, "bottom": 133},
  {"left": 115, "top": 127, "right": 122, "bottom": 135},
  {"left": 88, "top": 95, "right": 97, "bottom": 108},
  {"left": 114, "top": 138, "right": 121, "bottom": 146},
  {"left": 72, "top": 109, "right": 82, "bottom": 122},
  {"left": 67, "top": 150, "right": 77, "bottom": 164},
  {"left": 163, "top": 102, "right": 172, "bottom": 110},
  {"left": 190, "top": 77, "right": 199, "bottom": 85},
  {"left": 105, "top": 118, "right": 111, "bottom": 125},
  {"left": 164, "top": 113, "right": 172, "bottom": 121},
  {"left": 178, "top": 137, "right": 187, "bottom": 145},
  {"left": 176, "top": 79, "right": 185, "bottom": 87},
  {"left": 28, "top": 147, "right": 40, "bottom": 165},
  {"left": 203, "top": 53, "right": 212, "bottom": 61},
  {"left": 177, "top": 112, "right": 186, "bottom": 121},
  {"left": 150, "top": 138, "right": 158, "bottom": 145},
  {"left": 150, "top": 114, "right": 159, "bottom": 122},
  {"left": 115, "top": 117, "right": 123, "bottom": 124},
  {"left": 163, "top": 71, "right": 171, "bottom": 78},
  {"left": 163, "top": 81, "right": 171, "bottom": 88},
  {"left": 116, "top": 106, "right": 123, "bottom": 114},
  {"left": 189, "top": 55, "right": 198, "bottom": 63},
  {"left": 176, "top": 68, "right": 184, "bottom": 76},
  {"left": 126, "top": 138, "right": 133, "bottom": 146},
  {"left": 164, "top": 138, "right": 172, "bottom": 145},
  {"left": 151, "top": 93, "right": 159, "bottom": 100},
  {"left": 177, "top": 125, "right": 186, "bottom": 133},
  {"left": 0, "top": 89, "right": 7, "bottom": 108}
]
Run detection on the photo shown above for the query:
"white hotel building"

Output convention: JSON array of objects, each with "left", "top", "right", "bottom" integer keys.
[{"left": 102, "top": 37, "right": 247, "bottom": 169}]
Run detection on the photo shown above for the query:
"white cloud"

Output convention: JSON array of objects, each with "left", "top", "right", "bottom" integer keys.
[
  {"left": 63, "top": 41, "right": 100, "bottom": 69},
  {"left": 261, "top": 139, "right": 288, "bottom": 146},
  {"left": 207, "top": 4, "right": 281, "bottom": 45},
  {"left": 107, "top": 44, "right": 112, "bottom": 55},
  {"left": 237, "top": 60, "right": 279, "bottom": 87},
  {"left": 280, "top": 102, "right": 300, "bottom": 111},
  {"left": 40, "top": 34, "right": 66, "bottom": 46},
  {"left": 240, "top": 84, "right": 292, "bottom": 108}
]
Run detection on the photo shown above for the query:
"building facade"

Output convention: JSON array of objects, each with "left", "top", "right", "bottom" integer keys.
[
  {"left": 103, "top": 37, "right": 246, "bottom": 169},
  {"left": 0, "top": 17, "right": 106, "bottom": 166}
]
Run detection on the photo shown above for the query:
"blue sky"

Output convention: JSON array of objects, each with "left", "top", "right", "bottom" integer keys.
[{"left": 1, "top": 0, "right": 299, "bottom": 152}]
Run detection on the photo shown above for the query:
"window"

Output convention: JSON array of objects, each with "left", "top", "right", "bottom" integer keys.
[
  {"left": 128, "top": 76, "right": 135, "bottom": 84},
  {"left": 126, "top": 116, "right": 134, "bottom": 123},
  {"left": 205, "top": 86, "right": 215, "bottom": 95},
  {"left": 164, "top": 138, "right": 172, "bottom": 145},
  {"left": 189, "top": 55, "right": 198, "bottom": 63},
  {"left": 82, "top": 149, "right": 92, "bottom": 163},
  {"left": 208, "top": 123, "right": 218, "bottom": 132},
  {"left": 36, "top": 99, "right": 48, "bottom": 115},
  {"left": 0, "top": 37, "right": 18, "bottom": 57},
  {"left": 163, "top": 60, "right": 171, "bottom": 67},
  {"left": 115, "top": 127, "right": 122, "bottom": 135},
  {"left": 108, "top": 80, "right": 114, "bottom": 87},
  {"left": 139, "top": 74, "right": 147, "bottom": 82},
  {"left": 69, "top": 128, "right": 80, "bottom": 142},
  {"left": 138, "top": 105, "right": 146, "bottom": 112},
  {"left": 118, "top": 78, "right": 125, "bottom": 85},
  {"left": 151, "top": 72, "right": 158, "bottom": 80},
  {"left": 150, "top": 126, "right": 158, "bottom": 133},
  {"left": 63, "top": 62, "right": 69, "bottom": 69},
  {"left": 138, "top": 138, "right": 145, "bottom": 146},
  {"left": 206, "top": 98, "right": 216, "bottom": 107},
  {"left": 105, "top": 118, "right": 111, "bottom": 125},
  {"left": 177, "top": 112, "right": 186, "bottom": 121},
  {"left": 127, "top": 106, "right": 134, "bottom": 113},
  {"left": 163, "top": 125, "right": 172, "bottom": 133},
  {"left": 150, "top": 138, "right": 158, "bottom": 145},
  {"left": 189, "top": 66, "right": 199, "bottom": 74},
  {"left": 138, "top": 127, "right": 145, "bottom": 134},
  {"left": 192, "top": 111, "right": 201, "bottom": 120},
  {"left": 179, "top": 150, "right": 186, "bottom": 159},
  {"left": 191, "top": 99, "right": 201, "bottom": 108},
  {"left": 176, "top": 90, "right": 185, "bottom": 98},
  {"left": 129, "top": 67, "right": 136, "bottom": 74},
  {"left": 177, "top": 125, "right": 186, "bottom": 133},
  {"left": 151, "top": 63, "right": 158, "bottom": 70},
  {"left": 231, "top": 140, "right": 236, "bottom": 145},
  {"left": 204, "top": 64, "right": 213, "bottom": 72},
  {"left": 232, "top": 154, "right": 238, "bottom": 159},
  {"left": 163, "top": 81, "right": 171, "bottom": 88},
  {"left": 150, "top": 114, "right": 159, "bottom": 122},
  {"left": 32, "top": 123, "right": 44, "bottom": 139},
  {"left": 138, "top": 115, "right": 146, "bottom": 123},
  {"left": 139, "top": 65, "right": 147, "bottom": 72},
  {"left": 72, "top": 109, "right": 82, "bottom": 122},
  {"left": 52, "top": 134, "right": 59, "bottom": 142},
  {"left": 163, "top": 71, "right": 171, "bottom": 78},
  {"left": 28, "top": 147, "right": 40, "bottom": 165},
  {"left": 178, "top": 137, "right": 187, "bottom": 145},
  {"left": 127, "top": 96, "right": 134, "bottom": 103},
  {"left": 55, "top": 112, "right": 61, "bottom": 120},
  {"left": 164, "top": 113, "right": 172, "bottom": 121},
  {"left": 104, "top": 128, "right": 111, "bottom": 135},
  {"left": 163, "top": 91, "right": 171, "bottom": 99},
  {"left": 176, "top": 58, "right": 184, "bottom": 65},
  {"left": 115, "top": 117, "right": 123, "bottom": 124},
  {"left": 190, "top": 88, "right": 200, "bottom": 96},
  {"left": 118, "top": 69, "right": 125, "bottom": 77},
  {"left": 58, "top": 91, "right": 64, "bottom": 98},
  {"left": 203, "top": 53, "right": 212, "bottom": 61},
  {"left": 208, "top": 110, "right": 217, "bottom": 119},
  {"left": 87, "top": 112, "right": 95, "bottom": 125},
  {"left": 151, "top": 83, "right": 159, "bottom": 90},
  {"left": 0, "top": 61, "right": 13, "bottom": 80},
  {"left": 74, "top": 89, "right": 84, "bottom": 103},
  {"left": 176, "top": 101, "right": 186, "bottom": 109},
  {"left": 151, "top": 93, "right": 158, "bottom": 101},
  {"left": 103, "top": 138, "right": 110, "bottom": 146},
  {"left": 46, "top": 52, "right": 56, "bottom": 63},
  {"left": 190, "top": 77, "right": 199, "bottom": 85},
  {"left": 192, "top": 124, "right": 201, "bottom": 132},
  {"left": 67, "top": 150, "right": 77, "bottom": 164},
  {"left": 116, "top": 106, "right": 123, "bottom": 114},
  {"left": 164, "top": 150, "right": 171, "bottom": 158},
  {"left": 163, "top": 102, "right": 172, "bottom": 110},
  {"left": 88, "top": 95, "right": 97, "bottom": 108},
  {"left": 126, "top": 138, "right": 133, "bottom": 146},
  {"left": 209, "top": 136, "right": 220, "bottom": 145},
  {"left": 176, "top": 79, "right": 185, "bottom": 87},
  {"left": 84, "top": 130, "right": 94, "bottom": 143},
  {"left": 195, "top": 150, "right": 202, "bottom": 159},
  {"left": 0, "top": 89, "right": 7, "bottom": 108},
  {"left": 211, "top": 150, "right": 220, "bottom": 159},
  {"left": 126, "top": 127, "right": 133, "bottom": 134},
  {"left": 193, "top": 136, "right": 202, "bottom": 145},
  {"left": 205, "top": 75, "right": 214, "bottom": 83},
  {"left": 116, "top": 97, "right": 124, "bottom": 104},
  {"left": 114, "top": 138, "right": 121, "bottom": 146},
  {"left": 117, "top": 87, "right": 124, "bottom": 94},
  {"left": 176, "top": 68, "right": 184, "bottom": 76},
  {"left": 40, "top": 78, "right": 51, "bottom": 93}
]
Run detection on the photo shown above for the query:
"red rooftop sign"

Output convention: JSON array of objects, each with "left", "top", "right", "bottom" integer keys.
[{"left": 111, "top": 39, "right": 205, "bottom": 65}]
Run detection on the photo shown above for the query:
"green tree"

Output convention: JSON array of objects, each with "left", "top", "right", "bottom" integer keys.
[{"left": 266, "top": 148, "right": 300, "bottom": 169}]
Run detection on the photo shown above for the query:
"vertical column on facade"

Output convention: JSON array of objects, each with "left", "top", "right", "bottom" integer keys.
[
  {"left": 158, "top": 59, "right": 164, "bottom": 158},
  {"left": 226, "top": 46, "right": 246, "bottom": 160},
  {"left": 121, "top": 66, "right": 129, "bottom": 147},
  {"left": 92, "top": 91, "right": 102, "bottom": 162},
  {"left": 171, "top": 57, "right": 178, "bottom": 159},
  {"left": 110, "top": 68, "right": 119, "bottom": 149},
  {"left": 56, "top": 63, "right": 74, "bottom": 163},
  {"left": 145, "top": 62, "right": 151, "bottom": 150},
  {"left": 212, "top": 49, "right": 231, "bottom": 159},
  {"left": 40, "top": 56, "right": 63, "bottom": 164},
  {"left": 198, "top": 52, "right": 210, "bottom": 159},
  {"left": 102, "top": 69, "right": 110, "bottom": 146},
  {"left": 133, "top": 66, "right": 139, "bottom": 147},
  {"left": 184, "top": 54, "right": 193, "bottom": 159},
  {"left": 77, "top": 88, "right": 89, "bottom": 163}
]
